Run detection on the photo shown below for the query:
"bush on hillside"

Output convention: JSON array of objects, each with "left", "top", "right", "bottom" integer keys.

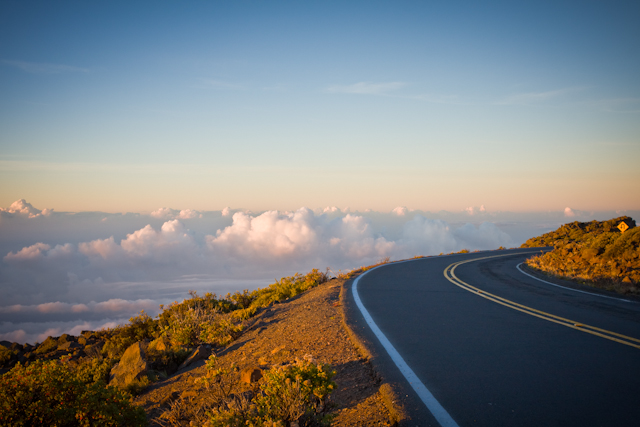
[
  {"left": 522, "top": 216, "right": 639, "bottom": 294},
  {"left": 201, "top": 355, "right": 336, "bottom": 427},
  {"left": 0, "top": 359, "right": 146, "bottom": 426}
]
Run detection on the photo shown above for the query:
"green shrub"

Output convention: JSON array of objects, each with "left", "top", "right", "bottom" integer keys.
[
  {"left": 248, "top": 269, "right": 329, "bottom": 308},
  {"left": 203, "top": 357, "right": 336, "bottom": 427},
  {"left": 0, "top": 359, "right": 147, "bottom": 426},
  {"left": 73, "top": 355, "right": 117, "bottom": 386},
  {"left": 523, "top": 217, "right": 639, "bottom": 293},
  {"left": 101, "top": 311, "right": 159, "bottom": 359},
  {"left": 0, "top": 345, "right": 16, "bottom": 365}
]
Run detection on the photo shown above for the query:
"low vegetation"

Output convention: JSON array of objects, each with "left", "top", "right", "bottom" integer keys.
[
  {"left": 164, "top": 354, "right": 336, "bottom": 427},
  {"left": 0, "top": 268, "right": 333, "bottom": 426},
  {"left": 522, "top": 216, "right": 639, "bottom": 295},
  {"left": 0, "top": 358, "right": 146, "bottom": 426}
]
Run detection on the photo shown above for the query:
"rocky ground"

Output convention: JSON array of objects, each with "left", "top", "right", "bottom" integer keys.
[
  {"left": 0, "top": 332, "right": 104, "bottom": 376},
  {"left": 135, "top": 277, "right": 395, "bottom": 426}
]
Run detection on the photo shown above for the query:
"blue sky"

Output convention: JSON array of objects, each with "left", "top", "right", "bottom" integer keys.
[
  {"left": 1, "top": 1, "right": 640, "bottom": 343},
  {"left": 1, "top": 0, "right": 639, "bottom": 212}
]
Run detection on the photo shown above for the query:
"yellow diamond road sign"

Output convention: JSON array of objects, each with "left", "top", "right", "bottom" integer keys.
[{"left": 618, "top": 222, "right": 629, "bottom": 233}]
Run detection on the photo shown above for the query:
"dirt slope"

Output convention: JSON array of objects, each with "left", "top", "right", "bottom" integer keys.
[{"left": 135, "top": 278, "right": 394, "bottom": 426}]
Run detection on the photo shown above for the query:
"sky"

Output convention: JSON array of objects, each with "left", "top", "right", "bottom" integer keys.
[
  {"left": 1, "top": 0, "right": 638, "bottom": 213},
  {"left": 1, "top": 1, "right": 639, "bottom": 343}
]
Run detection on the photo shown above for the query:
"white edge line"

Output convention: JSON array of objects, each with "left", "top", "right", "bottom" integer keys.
[
  {"left": 516, "top": 263, "right": 634, "bottom": 303},
  {"left": 352, "top": 261, "right": 460, "bottom": 427}
]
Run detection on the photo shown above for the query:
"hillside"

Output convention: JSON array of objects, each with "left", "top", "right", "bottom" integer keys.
[
  {"left": 521, "top": 216, "right": 639, "bottom": 295},
  {"left": 1, "top": 267, "right": 400, "bottom": 426}
]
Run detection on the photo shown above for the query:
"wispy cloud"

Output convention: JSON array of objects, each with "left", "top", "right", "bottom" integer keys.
[
  {"left": 496, "top": 87, "right": 584, "bottom": 105},
  {"left": 2, "top": 59, "right": 89, "bottom": 74},
  {"left": 326, "top": 81, "right": 406, "bottom": 95},
  {"left": 200, "top": 79, "right": 245, "bottom": 90},
  {"left": 590, "top": 97, "right": 640, "bottom": 113}
]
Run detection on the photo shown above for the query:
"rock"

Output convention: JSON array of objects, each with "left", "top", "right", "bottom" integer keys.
[
  {"left": 160, "top": 391, "right": 180, "bottom": 406},
  {"left": 58, "top": 341, "right": 82, "bottom": 351},
  {"left": 270, "top": 345, "right": 286, "bottom": 355},
  {"left": 148, "top": 336, "right": 171, "bottom": 352},
  {"left": 57, "top": 334, "right": 75, "bottom": 345},
  {"left": 240, "top": 367, "right": 263, "bottom": 384},
  {"left": 181, "top": 390, "right": 198, "bottom": 399},
  {"left": 84, "top": 342, "right": 104, "bottom": 357},
  {"left": 77, "top": 336, "right": 87, "bottom": 346},
  {"left": 35, "top": 337, "right": 59, "bottom": 355},
  {"left": 109, "top": 342, "right": 149, "bottom": 388},
  {"left": 177, "top": 345, "right": 211, "bottom": 371}
]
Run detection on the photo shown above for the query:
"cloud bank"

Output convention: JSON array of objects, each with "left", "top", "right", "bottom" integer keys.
[{"left": 4, "top": 199, "right": 633, "bottom": 343}]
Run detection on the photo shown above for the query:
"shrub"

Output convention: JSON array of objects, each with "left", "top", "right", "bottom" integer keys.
[
  {"left": 73, "top": 355, "right": 117, "bottom": 386},
  {"left": 0, "top": 359, "right": 147, "bottom": 426},
  {"left": 157, "top": 291, "right": 243, "bottom": 347},
  {"left": 523, "top": 217, "right": 639, "bottom": 294},
  {"left": 0, "top": 345, "right": 16, "bottom": 365},
  {"left": 203, "top": 356, "right": 336, "bottom": 427},
  {"left": 101, "top": 311, "right": 159, "bottom": 359},
  {"left": 248, "top": 269, "right": 330, "bottom": 308}
]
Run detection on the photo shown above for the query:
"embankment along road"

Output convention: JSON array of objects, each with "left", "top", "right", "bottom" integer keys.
[{"left": 345, "top": 248, "right": 640, "bottom": 427}]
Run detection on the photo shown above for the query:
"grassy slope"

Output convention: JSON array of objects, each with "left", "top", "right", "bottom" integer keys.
[{"left": 521, "top": 216, "right": 640, "bottom": 295}]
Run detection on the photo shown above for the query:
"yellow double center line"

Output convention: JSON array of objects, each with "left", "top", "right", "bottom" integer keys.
[{"left": 444, "top": 253, "right": 640, "bottom": 350}]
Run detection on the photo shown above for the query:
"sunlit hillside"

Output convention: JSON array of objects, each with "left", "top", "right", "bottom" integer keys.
[{"left": 522, "top": 217, "right": 639, "bottom": 295}]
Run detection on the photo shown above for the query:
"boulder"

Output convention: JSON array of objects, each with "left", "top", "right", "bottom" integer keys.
[
  {"left": 57, "top": 334, "right": 75, "bottom": 345},
  {"left": 109, "top": 342, "right": 149, "bottom": 388},
  {"left": 84, "top": 341, "right": 104, "bottom": 357},
  {"left": 58, "top": 341, "right": 82, "bottom": 351},
  {"left": 35, "top": 337, "right": 59, "bottom": 355},
  {"left": 240, "top": 367, "right": 263, "bottom": 384},
  {"left": 148, "top": 336, "right": 171, "bottom": 352},
  {"left": 177, "top": 345, "right": 211, "bottom": 371}
]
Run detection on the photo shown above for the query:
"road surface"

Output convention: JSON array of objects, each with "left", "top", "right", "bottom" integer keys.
[{"left": 345, "top": 248, "right": 640, "bottom": 427}]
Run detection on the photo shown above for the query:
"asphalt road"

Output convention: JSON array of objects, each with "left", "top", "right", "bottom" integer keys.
[{"left": 347, "top": 248, "right": 640, "bottom": 427}]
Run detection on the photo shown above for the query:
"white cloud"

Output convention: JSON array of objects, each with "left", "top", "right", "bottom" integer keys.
[
  {"left": 497, "top": 87, "right": 583, "bottom": 106},
  {"left": 564, "top": 207, "right": 576, "bottom": 217},
  {"left": 207, "top": 209, "right": 319, "bottom": 258},
  {"left": 151, "top": 207, "right": 201, "bottom": 220},
  {"left": 178, "top": 209, "right": 199, "bottom": 219},
  {"left": 150, "top": 207, "right": 179, "bottom": 219},
  {"left": 4, "top": 242, "right": 51, "bottom": 261},
  {"left": 0, "top": 298, "right": 157, "bottom": 315},
  {"left": 201, "top": 79, "right": 245, "bottom": 90},
  {"left": 0, "top": 200, "right": 528, "bottom": 343},
  {"left": 0, "top": 199, "right": 52, "bottom": 218},
  {"left": 392, "top": 206, "right": 408, "bottom": 216},
  {"left": 465, "top": 205, "right": 486, "bottom": 216},
  {"left": 326, "top": 81, "right": 406, "bottom": 95}
]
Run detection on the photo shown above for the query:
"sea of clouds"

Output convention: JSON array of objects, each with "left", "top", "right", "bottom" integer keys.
[{"left": 1, "top": 199, "right": 635, "bottom": 344}]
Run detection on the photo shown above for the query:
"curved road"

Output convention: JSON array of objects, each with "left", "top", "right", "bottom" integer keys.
[{"left": 346, "top": 248, "right": 640, "bottom": 427}]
